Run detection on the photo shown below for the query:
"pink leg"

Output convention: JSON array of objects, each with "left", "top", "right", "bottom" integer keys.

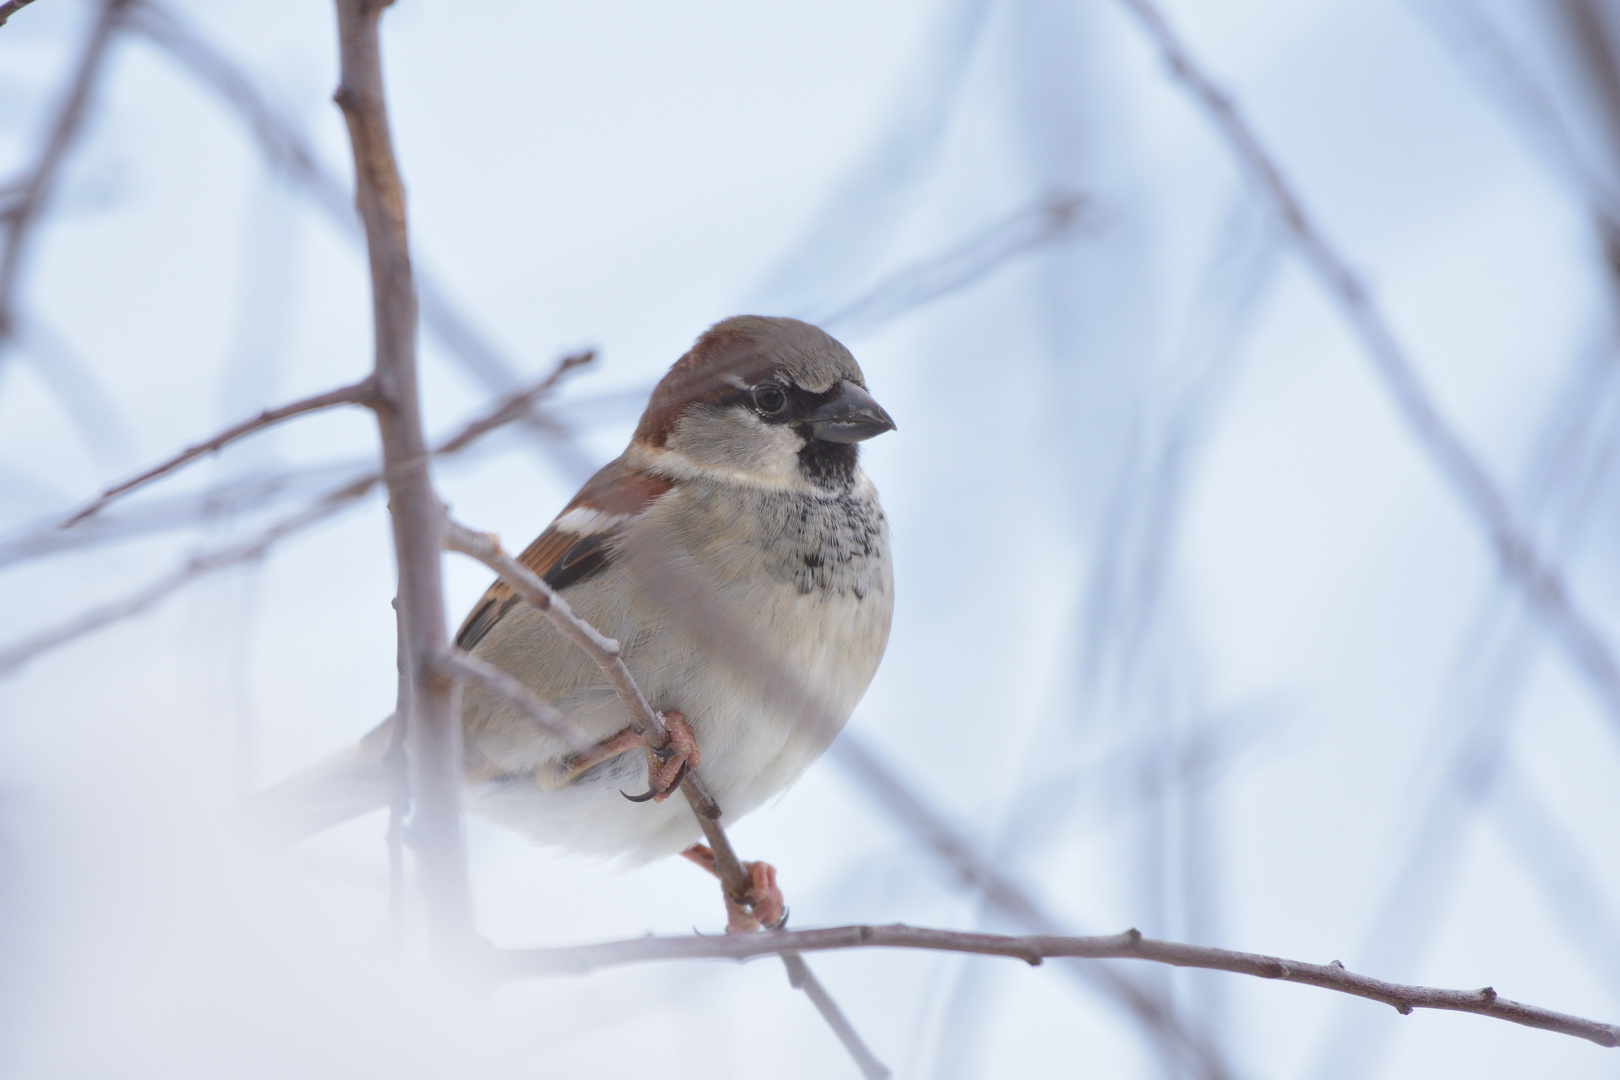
[{"left": 682, "top": 842, "right": 786, "bottom": 933}]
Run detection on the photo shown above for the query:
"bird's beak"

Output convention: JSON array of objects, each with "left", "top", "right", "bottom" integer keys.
[{"left": 803, "top": 380, "right": 897, "bottom": 443}]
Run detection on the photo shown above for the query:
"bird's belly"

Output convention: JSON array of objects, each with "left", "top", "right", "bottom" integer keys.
[{"left": 464, "top": 569, "right": 892, "bottom": 863}]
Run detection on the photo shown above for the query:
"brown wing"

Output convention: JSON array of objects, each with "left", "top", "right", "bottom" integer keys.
[{"left": 453, "top": 458, "right": 674, "bottom": 651}]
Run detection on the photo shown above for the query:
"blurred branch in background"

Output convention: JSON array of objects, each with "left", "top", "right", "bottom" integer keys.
[
  {"left": 0, "top": 0, "right": 135, "bottom": 473},
  {"left": 8, "top": 315, "right": 137, "bottom": 472},
  {"left": 57, "top": 375, "right": 378, "bottom": 527},
  {"left": 1303, "top": 262, "right": 1620, "bottom": 1079},
  {"left": 0, "top": 469, "right": 376, "bottom": 678},
  {"left": 0, "top": 357, "right": 589, "bottom": 676},
  {"left": 806, "top": 191, "right": 1087, "bottom": 338},
  {"left": 504, "top": 922, "right": 1620, "bottom": 1049},
  {"left": 126, "top": 0, "right": 599, "bottom": 484},
  {"left": 925, "top": 195, "right": 1282, "bottom": 1079},
  {"left": 1118, "top": 0, "right": 1620, "bottom": 742},
  {"left": 832, "top": 735, "right": 1235, "bottom": 1080},
  {"left": 0, "top": 0, "right": 129, "bottom": 351}
]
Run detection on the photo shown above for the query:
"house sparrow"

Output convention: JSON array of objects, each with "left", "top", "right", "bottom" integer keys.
[{"left": 263, "top": 316, "right": 895, "bottom": 921}]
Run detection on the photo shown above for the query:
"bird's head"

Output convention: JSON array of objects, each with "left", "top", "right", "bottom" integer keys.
[{"left": 630, "top": 316, "right": 895, "bottom": 490}]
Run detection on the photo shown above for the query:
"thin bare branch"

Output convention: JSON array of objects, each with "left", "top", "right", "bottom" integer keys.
[
  {"left": 433, "top": 350, "right": 593, "bottom": 455},
  {"left": 807, "top": 190, "right": 1086, "bottom": 337},
  {"left": 0, "top": 462, "right": 361, "bottom": 569},
  {"left": 0, "top": 360, "right": 576, "bottom": 675},
  {"left": 442, "top": 517, "right": 887, "bottom": 1074},
  {"left": 1, "top": 0, "right": 130, "bottom": 345},
  {"left": 780, "top": 952, "right": 891, "bottom": 1080},
  {"left": 0, "top": 0, "right": 43, "bottom": 28},
  {"left": 332, "top": 0, "right": 469, "bottom": 952},
  {"left": 0, "top": 474, "right": 374, "bottom": 677},
  {"left": 1, "top": 349, "right": 590, "bottom": 572},
  {"left": 503, "top": 923, "right": 1620, "bottom": 1048},
  {"left": 440, "top": 520, "right": 672, "bottom": 751},
  {"left": 57, "top": 376, "right": 376, "bottom": 528},
  {"left": 428, "top": 647, "right": 593, "bottom": 753},
  {"left": 832, "top": 735, "right": 1233, "bottom": 1080},
  {"left": 1116, "top": 0, "right": 1620, "bottom": 738}
]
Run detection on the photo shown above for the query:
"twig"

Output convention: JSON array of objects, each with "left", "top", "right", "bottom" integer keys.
[
  {"left": 0, "top": 474, "right": 375, "bottom": 677},
  {"left": 0, "top": 363, "right": 585, "bottom": 677},
  {"left": 428, "top": 647, "right": 593, "bottom": 753},
  {"left": 502, "top": 923, "right": 1620, "bottom": 1049},
  {"left": 440, "top": 520, "right": 672, "bottom": 751},
  {"left": 0, "top": 0, "right": 130, "bottom": 344},
  {"left": 57, "top": 376, "right": 376, "bottom": 527},
  {"left": 807, "top": 190, "right": 1086, "bottom": 337},
  {"left": 780, "top": 953, "right": 891, "bottom": 1080},
  {"left": 831, "top": 735, "right": 1233, "bottom": 1080},
  {"left": 332, "top": 0, "right": 469, "bottom": 953},
  {"left": 1116, "top": 0, "right": 1620, "bottom": 738},
  {"left": 441, "top": 518, "right": 888, "bottom": 1075},
  {"left": 0, "top": 0, "right": 42, "bottom": 27},
  {"left": 433, "top": 350, "right": 593, "bottom": 455}
]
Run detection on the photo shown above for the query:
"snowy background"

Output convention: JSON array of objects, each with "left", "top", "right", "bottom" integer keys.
[{"left": 3, "top": 0, "right": 1619, "bottom": 1076}]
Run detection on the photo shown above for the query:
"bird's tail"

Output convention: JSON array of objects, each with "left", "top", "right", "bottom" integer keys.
[{"left": 240, "top": 715, "right": 396, "bottom": 846}]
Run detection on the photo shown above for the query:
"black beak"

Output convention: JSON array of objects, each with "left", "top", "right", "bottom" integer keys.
[{"left": 803, "top": 380, "right": 897, "bottom": 444}]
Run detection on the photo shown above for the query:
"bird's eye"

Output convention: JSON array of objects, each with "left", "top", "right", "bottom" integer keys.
[{"left": 752, "top": 384, "right": 788, "bottom": 416}]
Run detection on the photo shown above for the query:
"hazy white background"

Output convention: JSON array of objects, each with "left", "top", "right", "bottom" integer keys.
[{"left": 3, "top": 0, "right": 1619, "bottom": 1077}]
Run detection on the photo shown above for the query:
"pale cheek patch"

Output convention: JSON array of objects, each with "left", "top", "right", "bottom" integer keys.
[{"left": 553, "top": 507, "right": 627, "bottom": 535}]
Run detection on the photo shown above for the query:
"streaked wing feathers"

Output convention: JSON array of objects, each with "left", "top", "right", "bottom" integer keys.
[{"left": 453, "top": 459, "right": 674, "bottom": 650}]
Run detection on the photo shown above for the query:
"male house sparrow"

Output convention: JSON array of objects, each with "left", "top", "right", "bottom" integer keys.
[{"left": 267, "top": 316, "right": 895, "bottom": 918}]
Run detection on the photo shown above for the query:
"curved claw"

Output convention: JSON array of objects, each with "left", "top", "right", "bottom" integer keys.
[
  {"left": 650, "top": 758, "right": 691, "bottom": 802},
  {"left": 622, "top": 755, "right": 691, "bottom": 803}
]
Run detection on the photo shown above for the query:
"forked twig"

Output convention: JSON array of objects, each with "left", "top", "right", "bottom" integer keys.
[
  {"left": 505, "top": 923, "right": 1620, "bottom": 1049},
  {"left": 0, "top": 359, "right": 586, "bottom": 677}
]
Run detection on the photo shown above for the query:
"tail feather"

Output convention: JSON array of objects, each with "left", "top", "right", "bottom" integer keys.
[{"left": 240, "top": 716, "right": 395, "bottom": 846}]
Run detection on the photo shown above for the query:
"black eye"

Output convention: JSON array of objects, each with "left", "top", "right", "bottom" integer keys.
[{"left": 752, "top": 384, "right": 788, "bottom": 416}]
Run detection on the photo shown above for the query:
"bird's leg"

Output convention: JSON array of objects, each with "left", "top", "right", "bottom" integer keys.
[
  {"left": 554, "top": 726, "right": 644, "bottom": 786},
  {"left": 681, "top": 842, "right": 786, "bottom": 933},
  {"left": 622, "top": 710, "right": 700, "bottom": 803}
]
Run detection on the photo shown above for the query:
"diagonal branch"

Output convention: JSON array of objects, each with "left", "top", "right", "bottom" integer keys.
[
  {"left": 57, "top": 376, "right": 377, "bottom": 528},
  {"left": 440, "top": 520, "right": 674, "bottom": 755},
  {"left": 1116, "top": 0, "right": 1620, "bottom": 737},
  {"left": 806, "top": 190, "right": 1087, "bottom": 337},
  {"left": 831, "top": 735, "right": 1233, "bottom": 1080},
  {"left": 1, "top": 0, "right": 131, "bottom": 346},
  {"left": 0, "top": 473, "right": 373, "bottom": 678},
  {"left": 0, "top": 361, "right": 581, "bottom": 675},
  {"left": 428, "top": 647, "right": 592, "bottom": 754},
  {"left": 440, "top": 517, "right": 889, "bottom": 1077},
  {"left": 502, "top": 923, "right": 1620, "bottom": 1049}
]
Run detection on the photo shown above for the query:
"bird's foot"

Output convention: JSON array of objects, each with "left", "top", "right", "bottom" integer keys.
[
  {"left": 682, "top": 843, "right": 786, "bottom": 933},
  {"left": 622, "top": 710, "right": 700, "bottom": 803}
]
